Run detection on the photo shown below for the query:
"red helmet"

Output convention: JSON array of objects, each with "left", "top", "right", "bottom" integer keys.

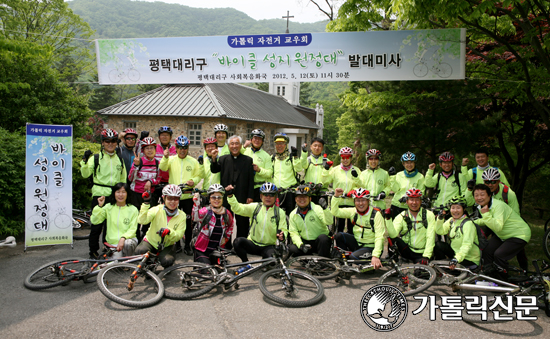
[
  {"left": 339, "top": 147, "right": 353, "bottom": 156},
  {"left": 141, "top": 137, "right": 156, "bottom": 147},
  {"left": 101, "top": 128, "right": 118, "bottom": 140},
  {"left": 438, "top": 152, "right": 455, "bottom": 162},
  {"left": 123, "top": 128, "right": 138, "bottom": 137},
  {"left": 203, "top": 137, "right": 217, "bottom": 146},
  {"left": 350, "top": 188, "right": 371, "bottom": 199},
  {"left": 365, "top": 149, "right": 381, "bottom": 158},
  {"left": 406, "top": 188, "right": 423, "bottom": 198}
]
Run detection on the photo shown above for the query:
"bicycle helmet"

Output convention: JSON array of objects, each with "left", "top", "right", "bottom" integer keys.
[
  {"left": 448, "top": 195, "right": 467, "bottom": 208},
  {"left": 438, "top": 151, "right": 455, "bottom": 162},
  {"left": 294, "top": 185, "right": 311, "bottom": 196},
  {"left": 214, "top": 124, "right": 228, "bottom": 136},
  {"left": 401, "top": 151, "right": 416, "bottom": 162},
  {"left": 162, "top": 184, "right": 182, "bottom": 197},
  {"left": 207, "top": 184, "right": 225, "bottom": 196},
  {"left": 158, "top": 126, "right": 173, "bottom": 135},
  {"left": 176, "top": 135, "right": 190, "bottom": 147},
  {"left": 481, "top": 167, "right": 501, "bottom": 181},
  {"left": 101, "top": 128, "right": 118, "bottom": 141},
  {"left": 123, "top": 128, "right": 138, "bottom": 138},
  {"left": 259, "top": 182, "right": 278, "bottom": 194},
  {"left": 141, "top": 136, "right": 156, "bottom": 147},
  {"left": 203, "top": 137, "right": 217, "bottom": 146},
  {"left": 250, "top": 129, "right": 266, "bottom": 140},
  {"left": 273, "top": 132, "right": 289, "bottom": 143},
  {"left": 365, "top": 149, "right": 381, "bottom": 159},
  {"left": 406, "top": 188, "right": 423, "bottom": 198},
  {"left": 339, "top": 147, "right": 354, "bottom": 157},
  {"left": 350, "top": 188, "right": 371, "bottom": 199}
]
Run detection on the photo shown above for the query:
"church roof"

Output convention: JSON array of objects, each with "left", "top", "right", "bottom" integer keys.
[{"left": 97, "top": 83, "right": 319, "bottom": 129}]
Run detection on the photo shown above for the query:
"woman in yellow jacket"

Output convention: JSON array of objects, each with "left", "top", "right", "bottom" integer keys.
[{"left": 135, "top": 184, "right": 187, "bottom": 268}]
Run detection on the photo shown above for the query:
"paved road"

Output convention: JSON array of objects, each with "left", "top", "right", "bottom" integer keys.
[{"left": 1, "top": 240, "right": 549, "bottom": 339}]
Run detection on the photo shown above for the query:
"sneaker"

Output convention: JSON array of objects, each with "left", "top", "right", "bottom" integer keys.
[{"left": 89, "top": 252, "right": 99, "bottom": 260}]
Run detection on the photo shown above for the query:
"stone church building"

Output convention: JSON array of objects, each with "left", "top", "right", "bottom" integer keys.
[{"left": 98, "top": 82, "right": 324, "bottom": 157}]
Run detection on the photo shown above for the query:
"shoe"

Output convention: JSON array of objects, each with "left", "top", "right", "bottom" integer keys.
[
  {"left": 174, "top": 241, "right": 183, "bottom": 253},
  {"left": 183, "top": 246, "right": 193, "bottom": 256},
  {"left": 89, "top": 252, "right": 99, "bottom": 260}
]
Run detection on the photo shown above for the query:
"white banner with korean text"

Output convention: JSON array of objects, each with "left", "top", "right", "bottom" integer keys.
[
  {"left": 25, "top": 124, "right": 73, "bottom": 248},
  {"left": 95, "top": 29, "right": 465, "bottom": 84}
]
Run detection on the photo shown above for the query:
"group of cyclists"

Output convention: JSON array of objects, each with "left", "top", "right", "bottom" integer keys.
[{"left": 81, "top": 124, "right": 531, "bottom": 282}]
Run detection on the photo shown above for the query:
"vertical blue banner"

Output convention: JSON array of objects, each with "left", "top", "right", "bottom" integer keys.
[{"left": 25, "top": 123, "right": 73, "bottom": 248}]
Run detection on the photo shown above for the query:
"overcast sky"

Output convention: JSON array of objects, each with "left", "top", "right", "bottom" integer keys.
[{"left": 142, "top": 0, "right": 332, "bottom": 23}]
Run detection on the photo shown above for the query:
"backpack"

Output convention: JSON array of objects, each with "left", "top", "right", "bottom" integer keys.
[
  {"left": 191, "top": 207, "right": 231, "bottom": 248},
  {"left": 501, "top": 185, "right": 509, "bottom": 204},
  {"left": 351, "top": 207, "right": 382, "bottom": 238},
  {"left": 453, "top": 218, "right": 489, "bottom": 250},
  {"left": 401, "top": 209, "right": 428, "bottom": 238},
  {"left": 93, "top": 151, "right": 125, "bottom": 178},
  {"left": 250, "top": 202, "right": 281, "bottom": 239},
  {"left": 434, "top": 170, "right": 462, "bottom": 197},
  {"left": 472, "top": 166, "right": 499, "bottom": 182}
]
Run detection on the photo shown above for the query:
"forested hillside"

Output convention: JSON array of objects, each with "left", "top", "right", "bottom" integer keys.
[{"left": 68, "top": 0, "right": 329, "bottom": 38}]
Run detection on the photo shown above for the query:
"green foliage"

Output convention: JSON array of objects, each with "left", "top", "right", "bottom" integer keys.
[
  {"left": 0, "top": 38, "right": 92, "bottom": 136},
  {"left": 68, "top": 0, "right": 328, "bottom": 38},
  {"left": 0, "top": 0, "right": 96, "bottom": 79},
  {"left": 0, "top": 128, "right": 25, "bottom": 236},
  {"left": 72, "top": 139, "right": 101, "bottom": 209}
]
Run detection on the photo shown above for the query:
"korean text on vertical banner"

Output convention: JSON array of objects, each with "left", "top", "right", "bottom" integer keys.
[{"left": 25, "top": 124, "right": 73, "bottom": 247}]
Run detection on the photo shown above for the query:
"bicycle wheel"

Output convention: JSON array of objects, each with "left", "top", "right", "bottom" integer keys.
[
  {"left": 545, "top": 217, "right": 550, "bottom": 233},
  {"left": 259, "top": 268, "right": 324, "bottom": 307},
  {"left": 425, "top": 260, "right": 468, "bottom": 284},
  {"left": 72, "top": 213, "right": 91, "bottom": 240},
  {"left": 377, "top": 264, "right": 436, "bottom": 296},
  {"left": 158, "top": 263, "right": 217, "bottom": 300},
  {"left": 286, "top": 256, "right": 340, "bottom": 280},
  {"left": 543, "top": 228, "right": 550, "bottom": 260},
  {"left": 97, "top": 263, "right": 164, "bottom": 308},
  {"left": 24, "top": 258, "right": 88, "bottom": 290}
]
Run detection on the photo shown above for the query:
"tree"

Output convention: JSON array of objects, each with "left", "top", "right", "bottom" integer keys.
[
  {"left": 391, "top": 0, "right": 550, "bottom": 128},
  {"left": 0, "top": 38, "right": 92, "bottom": 136},
  {"left": 300, "top": 0, "right": 344, "bottom": 21},
  {"left": 0, "top": 0, "right": 95, "bottom": 78}
]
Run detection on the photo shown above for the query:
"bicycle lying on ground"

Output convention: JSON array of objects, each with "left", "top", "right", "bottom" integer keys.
[
  {"left": 158, "top": 241, "right": 324, "bottom": 307},
  {"left": 286, "top": 237, "right": 437, "bottom": 296},
  {"left": 97, "top": 235, "right": 168, "bottom": 308},
  {"left": 421, "top": 259, "right": 550, "bottom": 322},
  {"left": 24, "top": 242, "right": 144, "bottom": 290},
  {"left": 0, "top": 236, "right": 16, "bottom": 248}
]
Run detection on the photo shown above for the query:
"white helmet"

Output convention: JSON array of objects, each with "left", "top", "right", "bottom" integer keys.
[
  {"left": 207, "top": 184, "right": 225, "bottom": 195},
  {"left": 162, "top": 184, "right": 182, "bottom": 197},
  {"left": 481, "top": 168, "right": 501, "bottom": 181}
]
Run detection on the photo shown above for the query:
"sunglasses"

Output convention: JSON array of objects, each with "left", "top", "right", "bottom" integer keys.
[
  {"left": 125, "top": 137, "right": 136, "bottom": 141},
  {"left": 262, "top": 193, "right": 276, "bottom": 197},
  {"left": 176, "top": 146, "right": 189, "bottom": 150},
  {"left": 104, "top": 139, "right": 117, "bottom": 144},
  {"left": 341, "top": 155, "right": 352, "bottom": 160},
  {"left": 484, "top": 180, "right": 498, "bottom": 185},
  {"left": 210, "top": 196, "right": 223, "bottom": 200}
]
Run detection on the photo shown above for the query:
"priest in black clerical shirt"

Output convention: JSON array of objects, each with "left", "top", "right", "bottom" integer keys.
[{"left": 211, "top": 135, "right": 255, "bottom": 241}]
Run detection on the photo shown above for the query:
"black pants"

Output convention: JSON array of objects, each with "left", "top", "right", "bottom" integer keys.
[
  {"left": 483, "top": 235, "right": 527, "bottom": 272},
  {"left": 178, "top": 198, "right": 194, "bottom": 248},
  {"left": 334, "top": 232, "right": 374, "bottom": 260},
  {"left": 433, "top": 241, "right": 478, "bottom": 269},
  {"left": 288, "top": 234, "right": 331, "bottom": 258},
  {"left": 130, "top": 190, "right": 157, "bottom": 243},
  {"left": 89, "top": 195, "right": 106, "bottom": 256},
  {"left": 135, "top": 240, "right": 176, "bottom": 268},
  {"left": 253, "top": 187, "right": 261, "bottom": 203},
  {"left": 194, "top": 249, "right": 220, "bottom": 266},
  {"left": 393, "top": 237, "right": 425, "bottom": 263},
  {"left": 335, "top": 217, "right": 354, "bottom": 234},
  {"left": 233, "top": 237, "right": 275, "bottom": 262}
]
